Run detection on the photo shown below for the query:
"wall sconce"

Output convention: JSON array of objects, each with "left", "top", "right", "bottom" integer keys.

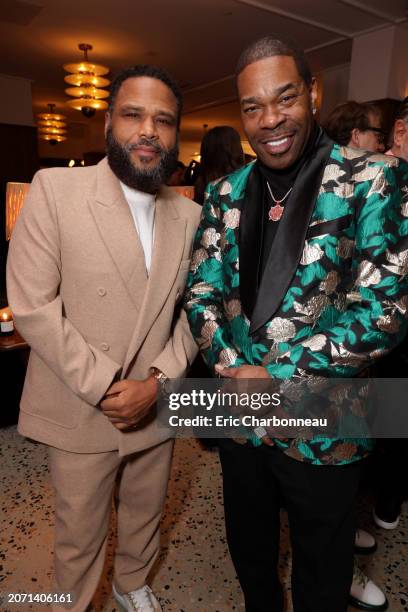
[{"left": 5, "top": 182, "right": 30, "bottom": 240}]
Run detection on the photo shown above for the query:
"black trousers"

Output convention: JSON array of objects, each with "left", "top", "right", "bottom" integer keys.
[
  {"left": 218, "top": 440, "right": 362, "bottom": 612},
  {"left": 375, "top": 438, "right": 408, "bottom": 506}
]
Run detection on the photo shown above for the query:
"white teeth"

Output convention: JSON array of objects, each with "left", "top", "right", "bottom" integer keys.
[{"left": 266, "top": 137, "right": 289, "bottom": 147}]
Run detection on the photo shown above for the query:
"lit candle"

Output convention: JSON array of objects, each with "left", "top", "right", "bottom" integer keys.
[{"left": 0, "top": 311, "right": 14, "bottom": 336}]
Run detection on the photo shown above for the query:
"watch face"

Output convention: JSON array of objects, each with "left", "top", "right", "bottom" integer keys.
[{"left": 163, "top": 377, "right": 174, "bottom": 398}]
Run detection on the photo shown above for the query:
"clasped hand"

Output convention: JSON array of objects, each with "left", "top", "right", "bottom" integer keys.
[
  {"left": 100, "top": 376, "right": 158, "bottom": 431},
  {"left": 215, "top": 364, "right": 275, "bottom": 447}
]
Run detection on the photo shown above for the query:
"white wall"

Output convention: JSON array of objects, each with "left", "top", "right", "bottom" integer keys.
[
  {"left": 348, "top": 25, "right": 408, "bottom": 101},
  {"left": 390, "top": 25, "right": 408, "bottom": 99}
]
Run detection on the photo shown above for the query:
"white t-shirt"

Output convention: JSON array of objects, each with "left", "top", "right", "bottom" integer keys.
[{"left": 120, "top": 181, "right": 156, "bottom": 274}]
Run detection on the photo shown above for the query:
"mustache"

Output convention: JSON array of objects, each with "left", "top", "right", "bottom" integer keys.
[
  {"left": 258, "top": 121, "right": 298, "bottom": 141},
  {"left": 126, "top": 138, "right": 162, "bottom": 153},
  {"left": 259, "top": 130, "right": 295, "bottom": 140}
]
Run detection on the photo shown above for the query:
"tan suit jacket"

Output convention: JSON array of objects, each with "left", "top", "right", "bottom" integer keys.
[{"left": 7, "top": 158, "right": 201, "bottom": 455}]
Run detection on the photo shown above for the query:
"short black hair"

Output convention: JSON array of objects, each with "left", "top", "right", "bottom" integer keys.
[
  {"left": 108, "top": 65, "right": 183, "bottom": 127},
  {"left": 236, "top": 35, "right": 312, "bottom": 86}
]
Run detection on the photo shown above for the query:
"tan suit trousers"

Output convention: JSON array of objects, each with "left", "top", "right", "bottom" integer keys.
[{"left": 48, "top": 439, "right": 174, "bottom": 612}]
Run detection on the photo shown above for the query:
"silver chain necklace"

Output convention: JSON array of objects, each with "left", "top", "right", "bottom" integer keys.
[{"left": 266, "top": 181, "right": 292, "bottom": 222}]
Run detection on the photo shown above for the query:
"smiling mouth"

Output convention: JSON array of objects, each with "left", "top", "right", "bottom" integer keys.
[
  {"left": 261, "top": 134, "right": 295, "bottom": 154},
  {"left": 265, "top": 136, "right": 289, "bottom": 146}
]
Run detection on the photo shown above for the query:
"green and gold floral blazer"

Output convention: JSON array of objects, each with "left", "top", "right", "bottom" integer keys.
[{"left": 185, "top": 136, "right": 408, "bottom": 465}]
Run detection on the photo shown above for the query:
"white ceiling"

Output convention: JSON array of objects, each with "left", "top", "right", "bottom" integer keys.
[{"left": 1, "top": 0, "right": 407, "bottom": 145}]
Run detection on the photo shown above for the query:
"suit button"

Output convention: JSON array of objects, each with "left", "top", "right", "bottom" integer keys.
[
  {"left": 97, "top": 287, "right": 107, "bottom": 296},
  {"left": 100, "top": 342, "right": 110, "bottom": 351}
]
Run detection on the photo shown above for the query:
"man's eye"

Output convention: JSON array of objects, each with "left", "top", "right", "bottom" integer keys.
[
  {"left": 126, "top": 113, "right": 139, "bottom": 118},
  {"left": 157, "top": 117, "right": 172, "bottom": 125},
  {"left": 280, "top": 95, "right": 297, "bottom": 105},
  {"left": 244, "top": 106, "right": 258, "bottom": 114}
]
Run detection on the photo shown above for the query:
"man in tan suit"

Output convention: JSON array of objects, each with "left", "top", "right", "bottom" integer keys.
[{"left": 7, "top": 65, "right": 200, "bottom": 612}]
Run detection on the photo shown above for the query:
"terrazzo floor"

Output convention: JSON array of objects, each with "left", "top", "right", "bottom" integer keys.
[{"left": 0, "top": 426, "right": 407, "bottom": 611}]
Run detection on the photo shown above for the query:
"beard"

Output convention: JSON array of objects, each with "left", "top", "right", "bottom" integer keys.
[{"left": 106, "top": 126, "right": 179, "bottom": 194}]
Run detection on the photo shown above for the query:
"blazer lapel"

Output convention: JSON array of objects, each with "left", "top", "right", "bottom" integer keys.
[
  {"left": 239, "top": 165, "right": 264, "bottom": 319},
  {"left": 122, "top": 186, "right": 186, "bottom": 373},
  {"left": 88, "top": 158, "right": 148, "bottom": 309},
  {"left": 250, "top": 130, "right": 334, "bottom": 334}
]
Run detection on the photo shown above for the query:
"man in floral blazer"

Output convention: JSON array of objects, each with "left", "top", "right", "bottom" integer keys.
[{"left": 185, "top": 36, "right": 408, "bottom": 612}]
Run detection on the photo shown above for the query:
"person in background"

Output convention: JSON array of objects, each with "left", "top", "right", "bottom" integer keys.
[
  {"left": 324, "top": 97, "right": 393, "bottom": 612},
  {"left": 385, "top": 97, "right": 408, "bottom": 161},
  {"left": 183, "top": 158, "right": 201, "bottom": 186},
  {"left": 189, "top": 125, "right": 245, "bottom": 448},
  {"left": 324, "top": 100, "right": 385, "bottom": 153},
  {"left": 372, "top": 96, "right": 408, "bottom": 534},
  {"left": 7, "top": 64, "right": 200, "bottom": 612},
  {"left": 194, "top": 125, "right": 245, "bottom": 205},
  {"left": 167, "top": 160, "right": 186, "bottom": 186}
]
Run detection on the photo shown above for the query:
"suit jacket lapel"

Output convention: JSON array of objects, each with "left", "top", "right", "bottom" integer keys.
[
  {"left": 250, "top": 130, "right": 334, "bottom": 334},
  {"left": 88, "top": 158, "right": 148, "bottom": 309},
  {"left": 122, "top": 186, "right": 186, "bottom": 373},
  {"left": 239, "top": 166, "right": 264, "bottom": 319}
]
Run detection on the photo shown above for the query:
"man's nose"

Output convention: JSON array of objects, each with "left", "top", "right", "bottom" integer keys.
[
  {"left": 139, "top": 116, "right": 157, "bottom": 139},
  {"left": 260, "top": 105, "right": 285, "bottom": 130}
]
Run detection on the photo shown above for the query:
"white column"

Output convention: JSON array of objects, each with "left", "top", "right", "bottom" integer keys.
[{"left": 348, "top": 25, "right": 408, "bottom": 101}]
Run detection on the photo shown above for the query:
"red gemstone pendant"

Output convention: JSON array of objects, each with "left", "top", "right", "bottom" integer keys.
[{"left": 268, "top": 202, "right": 284, "bottom": 221}]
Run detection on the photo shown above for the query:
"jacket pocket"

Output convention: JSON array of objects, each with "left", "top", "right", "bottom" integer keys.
[
  {"left": 306, "top": 214, "right": 353, "bottom": 239},
  {"left": 20, "top": 354, "right": 81, "bottom": 429}
]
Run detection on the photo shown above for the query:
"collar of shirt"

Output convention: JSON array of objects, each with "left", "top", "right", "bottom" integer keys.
[
  {"left": 120, "top": 181, "right": 156, "bottom": 209},
  {"left": 119, "top": 181, "right": 156, "bottom": 274}
]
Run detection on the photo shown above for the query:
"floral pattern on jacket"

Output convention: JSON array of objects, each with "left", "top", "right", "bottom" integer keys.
[{"left": 185, "top": 144, "right": 408, "bottom": 464}]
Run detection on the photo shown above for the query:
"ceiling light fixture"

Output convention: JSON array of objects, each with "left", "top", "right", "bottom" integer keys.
[
  {"left": 64, "top": 43, "right": 110, "bottom": 118},
  {"left": 37, "top": 103, "right": 67, "bottom": 145}
]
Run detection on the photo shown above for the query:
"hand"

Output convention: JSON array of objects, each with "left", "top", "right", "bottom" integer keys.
[
  {"left": 215, "top": 364, "right": 271, "bottom": 379},
  {"left": 100, "top": 376, "right": 158, "bottom": 431},
  {"left": 215, "top": 364, "right": 274, "bottom": 445},
  {"left": 258, "top": 432, "right": 275, "bottom": 446}
]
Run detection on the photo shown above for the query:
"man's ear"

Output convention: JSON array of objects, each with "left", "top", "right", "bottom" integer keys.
[
  {"left": 394, "top": 119, "right": 406, "bottom": 146},
  {"left": 349, "top": 128, "right": 360, "bottom": 148},
  {"left": 104, "top": 112, "right": 111, "bottom": 138},
  {"left": 310, "top": 77, "right": 317, "bottom": 111}
]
